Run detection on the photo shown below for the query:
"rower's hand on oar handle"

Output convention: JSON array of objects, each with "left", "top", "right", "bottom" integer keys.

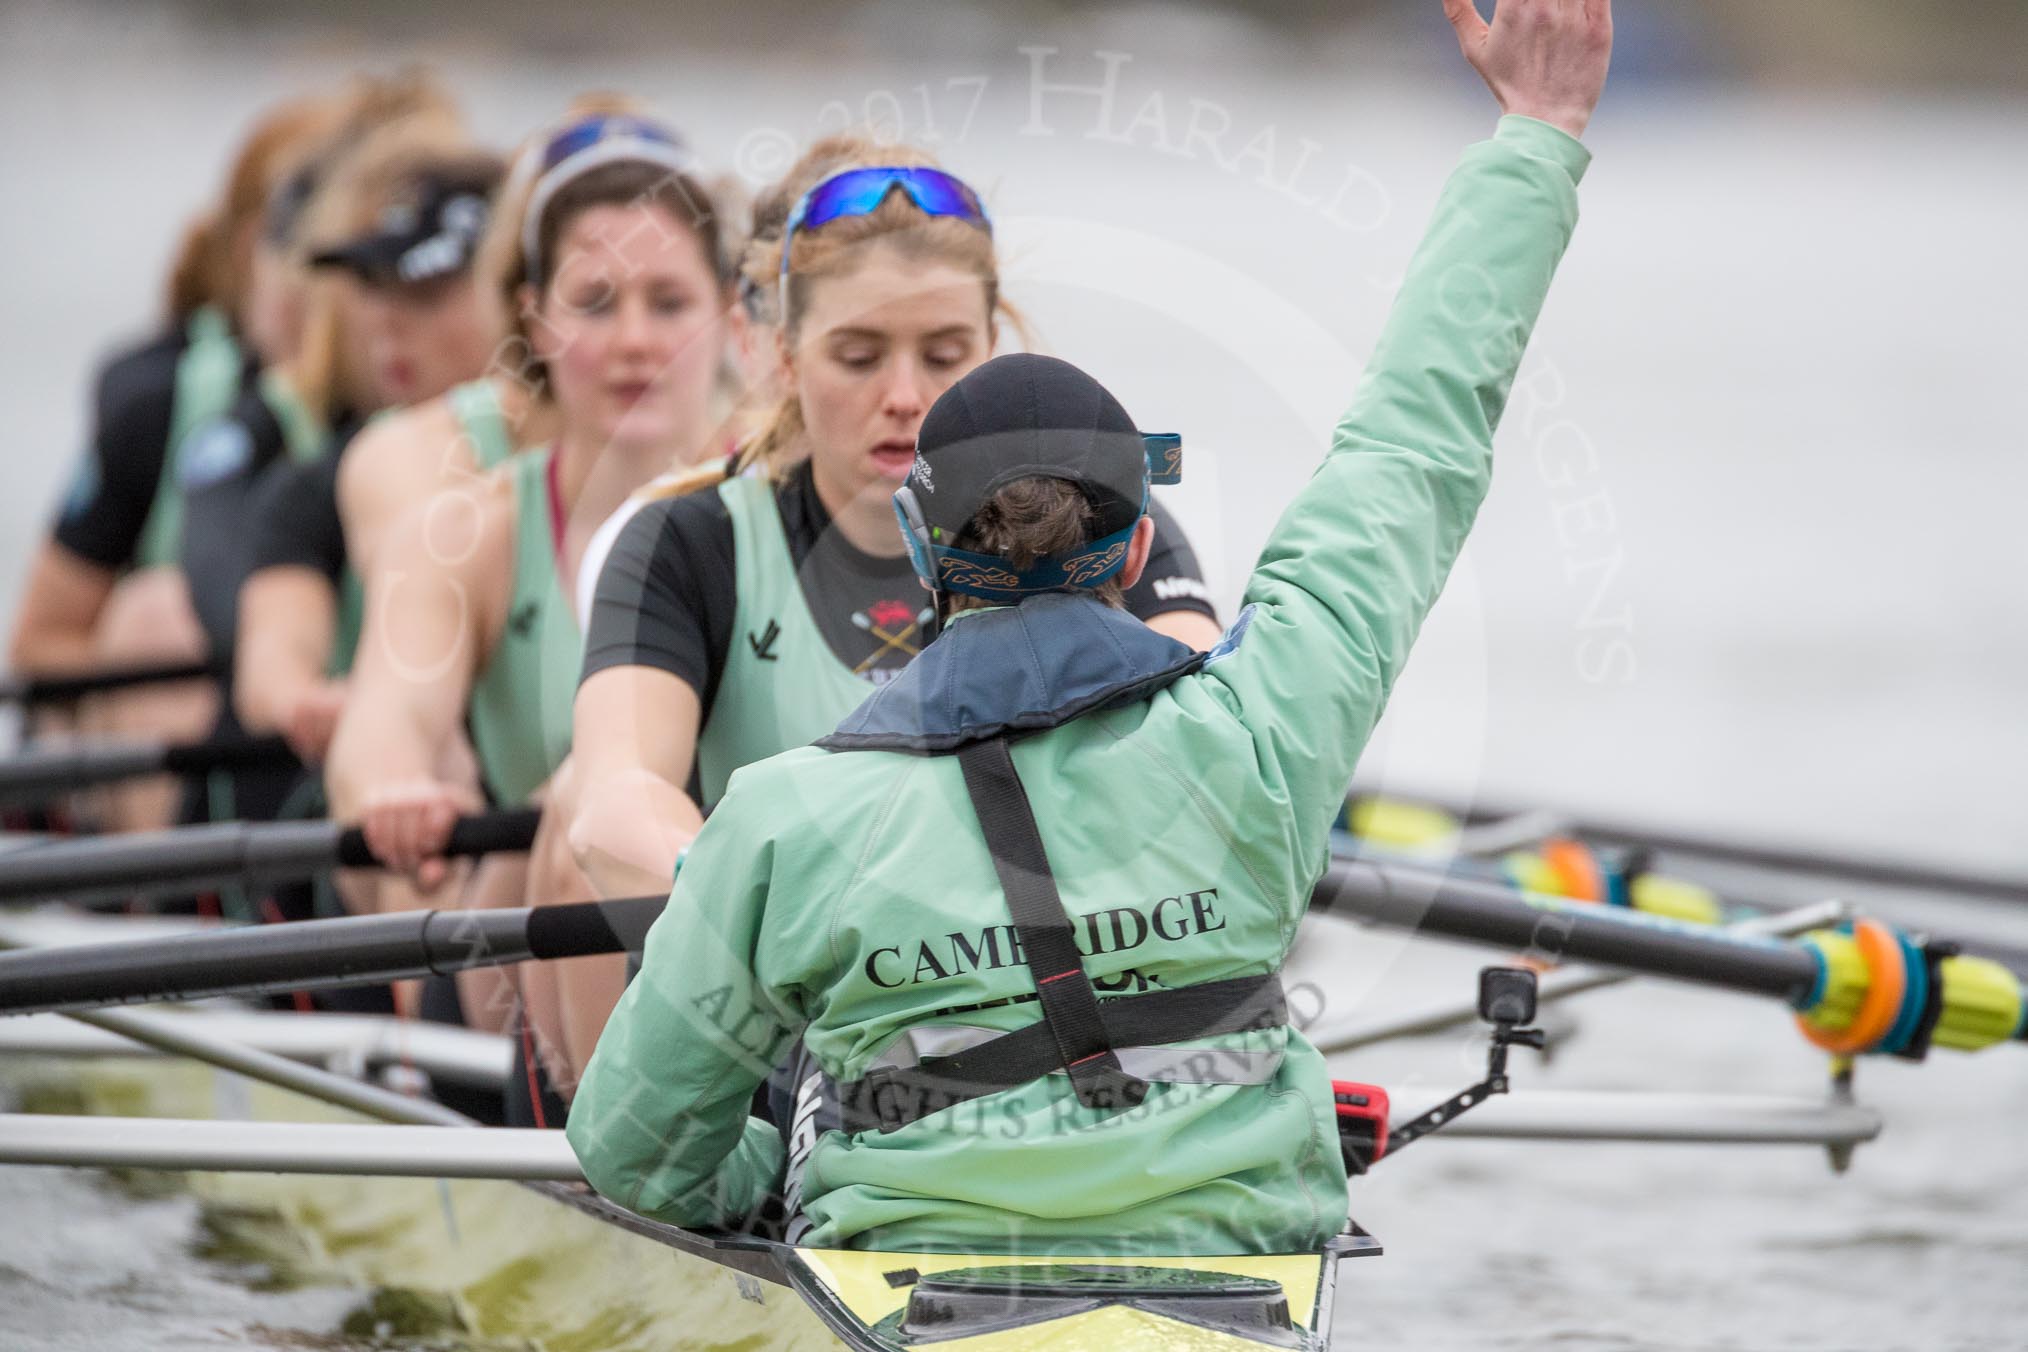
[
  {"left": 357, "top": 777, "right": 484, "bottom": 890},
  {"left": 1442, "top": 0, "right": 1614, "bottom": 139}
]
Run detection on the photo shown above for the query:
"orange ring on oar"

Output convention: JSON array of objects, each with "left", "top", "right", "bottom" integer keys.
[
  {"left": 1799, "top": 919, "right": 1907, "bottom": 1056},
  {"left": 1541, "top": 837, "right": 1606, "bottom": 903}
]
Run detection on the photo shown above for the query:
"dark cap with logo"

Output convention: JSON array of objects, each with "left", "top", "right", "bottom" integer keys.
[
  {"left": 894, "top": 354, "right": 1181, "bottom": 601},
  {"left": 310, "top": 160, "right": 503, "bottom": 290}
]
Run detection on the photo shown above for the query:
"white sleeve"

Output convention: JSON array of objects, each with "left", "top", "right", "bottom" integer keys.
[{"left": 576, "top": 493, "right": 649, "bottom": 629}]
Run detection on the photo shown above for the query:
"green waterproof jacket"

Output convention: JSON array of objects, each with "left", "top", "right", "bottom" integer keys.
[{"left": 569, "top": 116, "right": 1591, "bottom": 1254}]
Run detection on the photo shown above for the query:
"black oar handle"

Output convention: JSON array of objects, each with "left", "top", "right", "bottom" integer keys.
[
  {"left": 525, "top": 894, "right": 663, "bottom": 959},
  {"left": 332, "top": 808, "right": 544, "bottom": 870},
  {"left": 0, "top": 893, "right": 666, "bottom": 1014},
  {"left": 0, "top": 733, "right": 298, "bottom": 807},
  {"left": 0, "top": 808, "right": 542, "bottom": 906},
  {"left": 0, "top": 659, "right": 215, "bottom": 706}
]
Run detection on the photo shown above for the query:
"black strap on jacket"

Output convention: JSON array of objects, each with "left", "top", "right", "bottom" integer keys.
[
  {"left": 833, "top": 734, "right": 1286, "bottom": 1134},
  {"left": 956, "top": 736, "right": 1149, "bottom": 1116}
]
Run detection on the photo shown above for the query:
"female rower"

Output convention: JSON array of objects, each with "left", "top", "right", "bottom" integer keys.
[
  {"left": 234, "top": 136, "right": 507, "bottom": 769},
  {"left": 6, "top": 88, "right": 352, "bottom": 828},
  {"left": 566, "top": 164, "right": 795, "bottom": 624},
  {"left": 325, "top": 98, "right": 679, "bottom": 592},
  {"left": 570, "top": 0, "right": 1612, "bottom": 1252},
  {"left": 522, "top": 136, "right": 1223, "bottom": 1098},
  {"left": 325, "top": 111, "right": 737, "bottom": 915},
  {"left": 178, "top": 79, "right": 464, "bottom": 679},
  {"left": 169, "top": 82, "right": 466, "bottom": 831}
]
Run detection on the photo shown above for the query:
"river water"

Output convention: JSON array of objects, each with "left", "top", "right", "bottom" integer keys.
[{"left": 2, "top": 1, "right": 2025, "bottom": 1347}]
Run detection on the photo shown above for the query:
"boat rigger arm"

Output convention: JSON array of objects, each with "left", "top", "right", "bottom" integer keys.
[{"left": 1197, "top": 115, "right": 1590, "bottom": 878}]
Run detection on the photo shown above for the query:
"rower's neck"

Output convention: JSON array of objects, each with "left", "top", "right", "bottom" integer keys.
[
  {"left": 811, "top": 460, "right": 910, "bottom": 559},
  {"left": 552, "top": 420, "right": 712, "bottom": 529}
]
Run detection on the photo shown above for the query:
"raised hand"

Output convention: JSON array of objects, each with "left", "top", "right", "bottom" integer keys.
[{"left": 1442, "top": 0, "right": 1614, "bottom": 139}]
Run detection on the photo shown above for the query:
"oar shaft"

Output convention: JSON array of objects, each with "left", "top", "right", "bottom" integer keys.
[
  {"left": 1379, "top": 790, "right": 2028, "bottom": 904},
  {"left": 1333, "top": 837, "right": 2028, "bottom": 979},
  {"left": 69, "top": 1005, "right": 469, "bottom": 1126},
  {"left": 1311, "top": 859, "right": 1822, "bottom": 1003},
  {"left": 0, "top": 893, "right": 662, "bottom": 1014},
  {"left": 0, "top": 1115, "right": 583, "bottom": 1180},
  {"left": 0, "top": 659, "right": 214, "bottom": 707},
  {"left": 1584, "top": 818, "right": 2028, "bottom": 904},
  {"left": 0, "top": 733, "right": 297, "bottom": 807},
  {"left": 0, "top": 1093, "right": 1882, "bottom": 1179},
  {"left": 0, "top": 820, "right": 338, "bottom": 905},
  {"left": 2, "top": 856, "right": 2016, "bottom": 1046},
  {"left": 0, "top": 808, "right": 540, "bottom": 905},
  {"left": 1313, "top": 898, "right": 1848, "bottom": 1055}
]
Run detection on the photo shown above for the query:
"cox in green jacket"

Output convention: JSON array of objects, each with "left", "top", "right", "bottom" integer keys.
[{"left": 569, "top": 115, "right": 1591, "bottom": 1255}]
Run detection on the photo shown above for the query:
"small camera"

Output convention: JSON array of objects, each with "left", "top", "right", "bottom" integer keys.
[{"left": 1478, "top": 966, "right": 1538, "bottom": 1027}]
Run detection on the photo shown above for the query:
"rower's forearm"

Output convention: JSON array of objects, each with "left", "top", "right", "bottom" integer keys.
[
  {"left": 9, "top": 595, "right": 104, "bottom": 673},
  {"left": 569, "top": 770, "right": 703, "bottom": 898},
  {"left": 557, "top": 953, "right": 630, "bottom": 1086},
  {"left": 324, "top": 698, "right": 447, "bottom": 821},
  {"left": 232, "top": 641, "right": 324, "bottom": 735},
  {"left": 8, "top": 622, "right": 99, "bottom": 675},
  {"left": 7, "top": 544, "right": 118, "bottom": 673}
]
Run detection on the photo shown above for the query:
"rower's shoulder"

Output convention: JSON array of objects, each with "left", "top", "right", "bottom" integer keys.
[
  {"left": 94, "top": 325, "right": 186, "bottom": 408},
  {"left": 610, "top": 478, "right": 736, "bottom": 563},
  {"left": 341, "top": 398, "right": 521, "bottom": 543},
  {"left": 363, "top": 451, "right": 518, "bottom": 589},
  {"left": 340, "top": 397, "right": 467, "bottom": 486}
]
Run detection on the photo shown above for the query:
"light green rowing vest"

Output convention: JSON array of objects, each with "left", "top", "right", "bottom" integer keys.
[
  {"left": 327, "top": 570, "right": 365, "bottom": 679},
  {"left": 135, "top": 305, "right": 245, "bottom": 568},
  {"left": 262, "top": 369, "right": 328, "bottom": 467},
  {"left": 467, "top": 448, "right": 578, "bottom": 805},
  {"left": 695, "top": 475, "right": 882, "bottom": 809},
  {"left": 325, "top": 383, "right": 510, "bottom": 679},
  {"left": 447, "top": 379, "right": 516, "bottom": 471}
]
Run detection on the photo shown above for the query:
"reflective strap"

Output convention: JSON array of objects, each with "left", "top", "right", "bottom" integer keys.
[
  {"left": 837, "top": 973, "right": 1287, "bottom": 1134},
  {"left": 955, "top": 736, "right": 1147, "bottom": 1115},
  {"left": 867, "top": 1022, "right": 1284, "bottom": 1087}
]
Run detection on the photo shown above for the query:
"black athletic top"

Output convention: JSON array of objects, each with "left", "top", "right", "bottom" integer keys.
[
  {"left": 179, "top": 388, "right": 357, "bottom": 670},
  {"left": 245, "top": 448, "right": 348, "bottom": 588},
  {"left": 580, "top": 460, "right": 1219, "bottom": 723},
  {"left": 50, "top": 325, "right": 254, "bottom": 570}
]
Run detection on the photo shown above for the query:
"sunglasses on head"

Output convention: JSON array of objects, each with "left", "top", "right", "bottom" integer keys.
[
  {"left": 538, "top": 115, "right": 684, "bottom": 173},
  {"left": 521, "top": 114, "right": 698, "bottom": 281},
  {"left": 778, "top": 166, "right": 990, "bottom": 313}
]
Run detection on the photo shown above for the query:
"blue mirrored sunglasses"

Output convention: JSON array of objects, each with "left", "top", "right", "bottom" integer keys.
[
  {"left": 539, "top": 115, "right": 683, "bottom": 173},
  {"left": 779, "top": 167, "right": 989, "bottom": 289}
]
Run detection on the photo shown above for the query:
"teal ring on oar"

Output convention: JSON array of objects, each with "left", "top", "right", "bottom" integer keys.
[{"left": 1875, "top": 930, "right": 1932, "bottom": 1057}]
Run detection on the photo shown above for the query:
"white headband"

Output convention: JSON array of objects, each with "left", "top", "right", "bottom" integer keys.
[{"left": 520, "top": 135, "right": 701, "bottom": 281}]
